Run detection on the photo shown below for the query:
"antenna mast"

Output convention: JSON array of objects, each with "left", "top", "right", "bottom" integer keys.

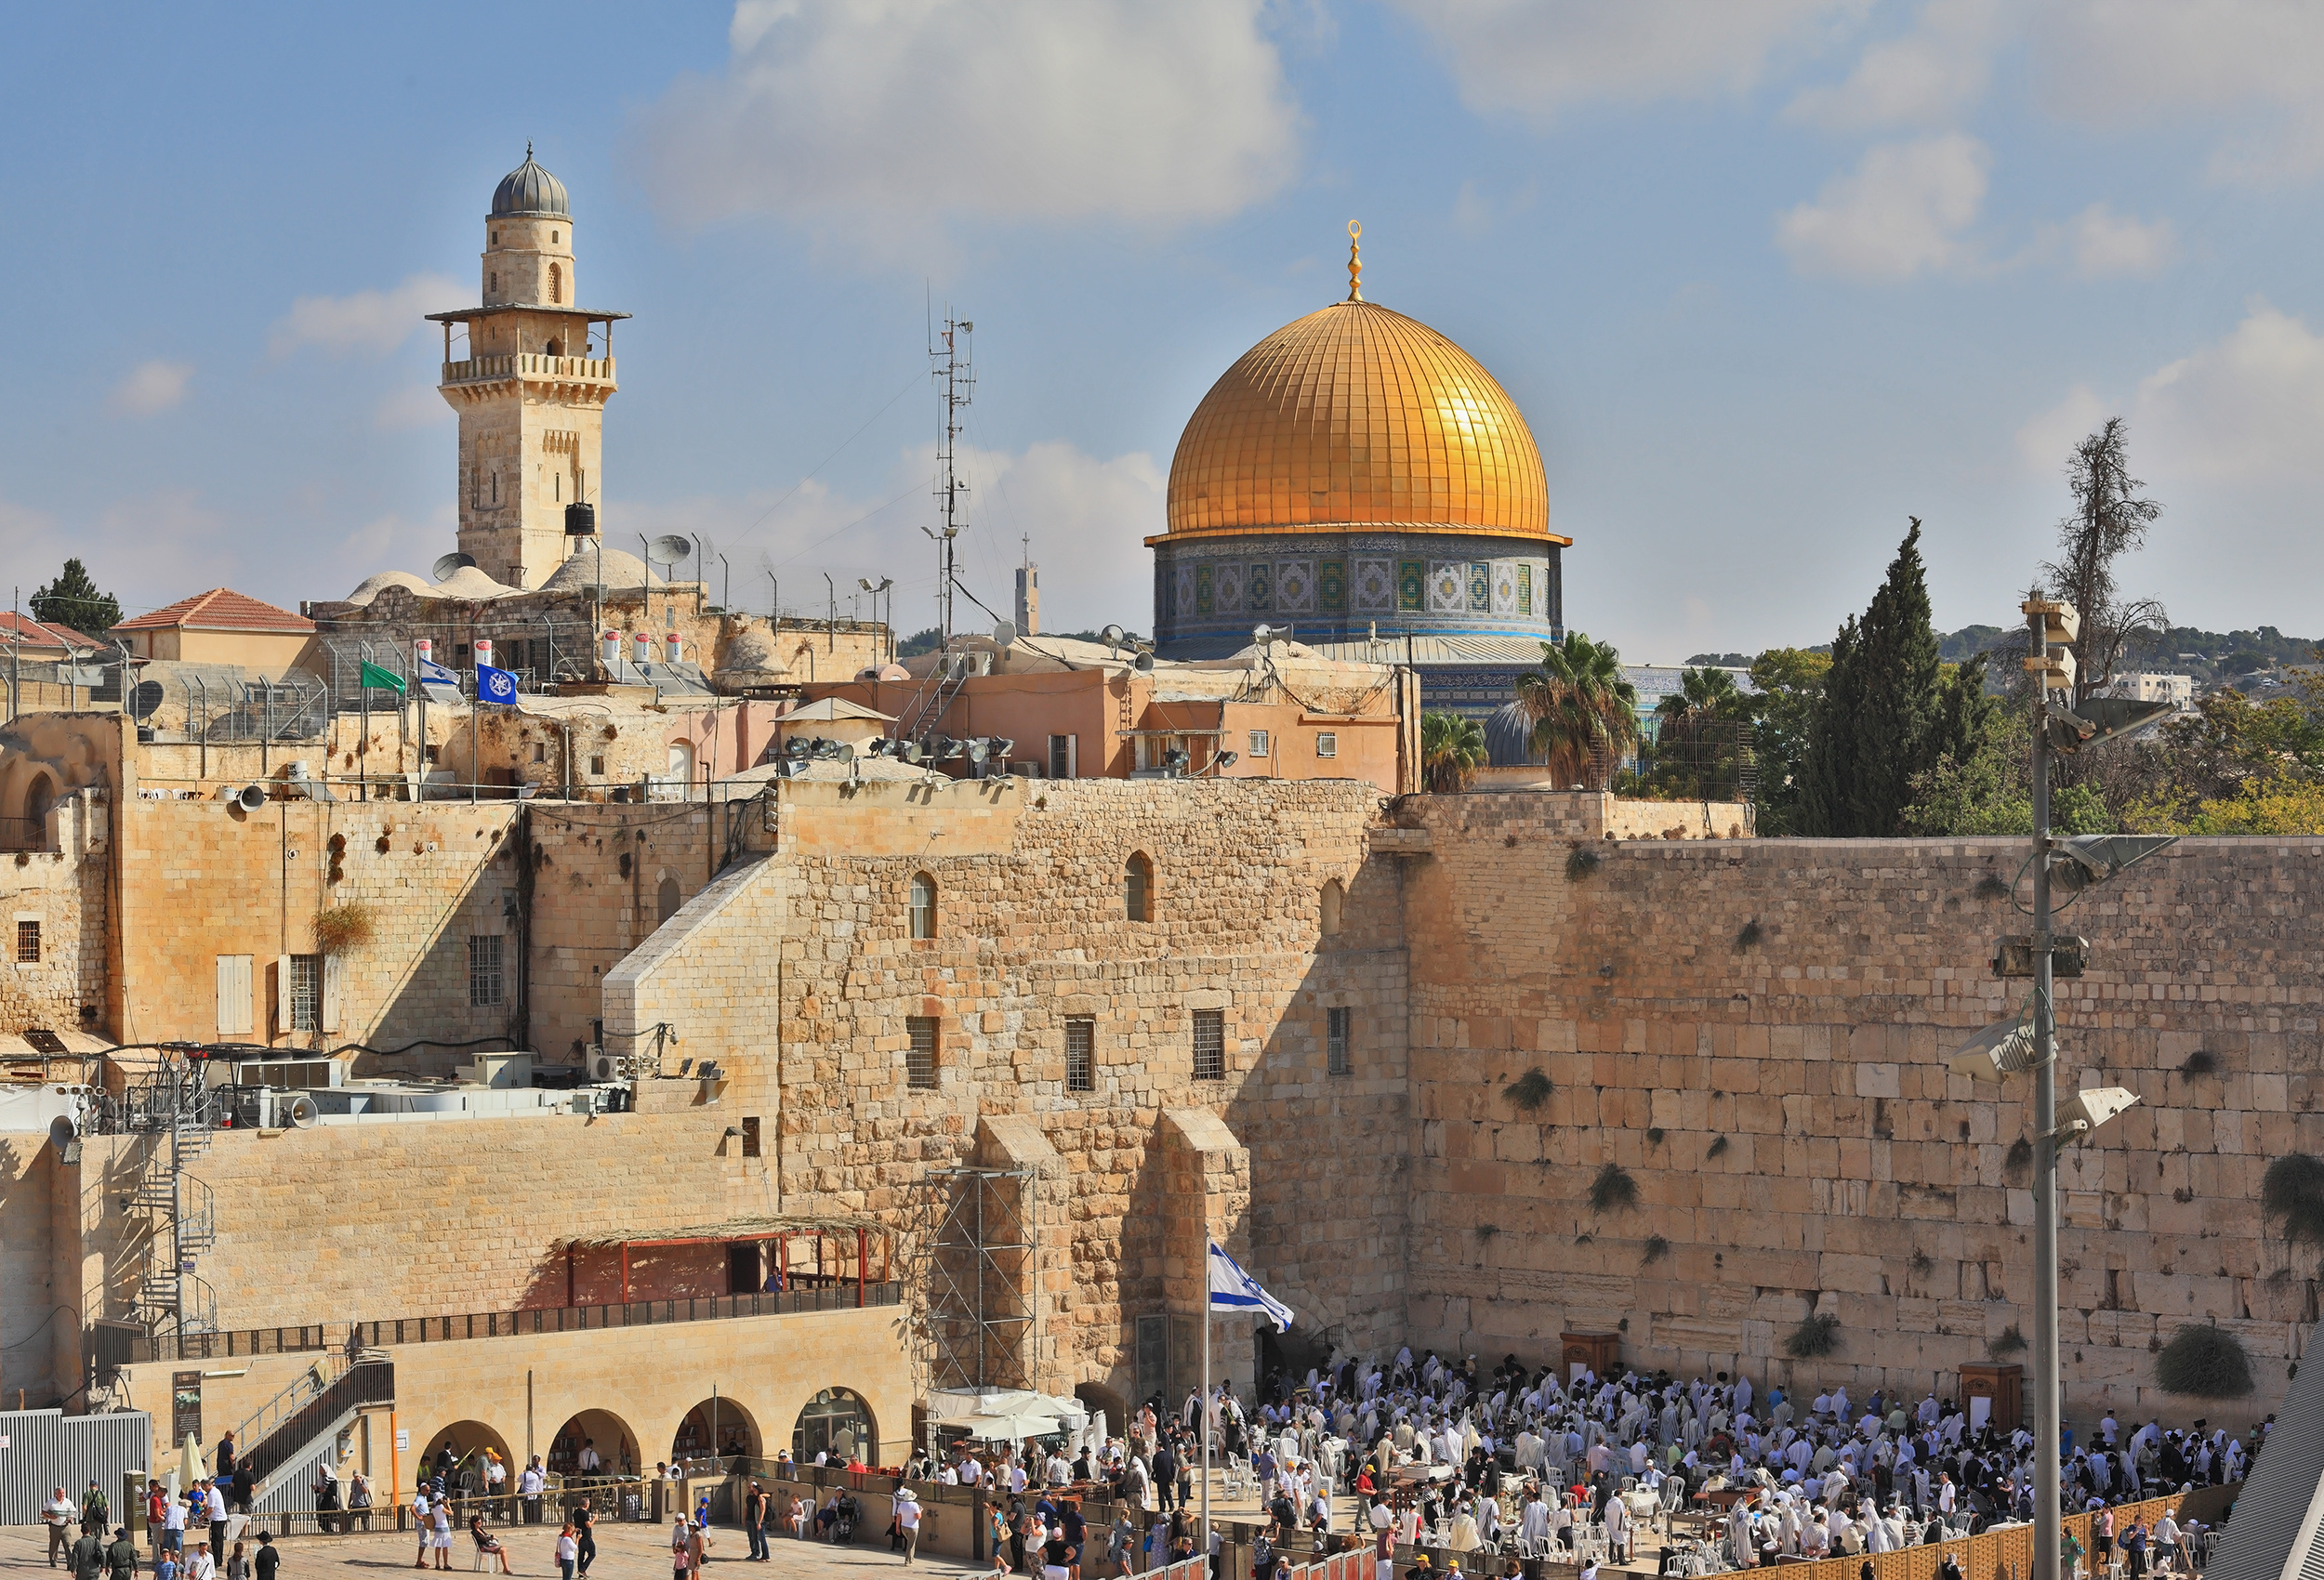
[{"left": 926, "top": 313, "right": 973, "bottom": 647}]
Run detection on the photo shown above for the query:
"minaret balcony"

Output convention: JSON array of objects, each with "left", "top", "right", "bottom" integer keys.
[{"left": 440, "top": 353, "right": 616, "bottom": 388}]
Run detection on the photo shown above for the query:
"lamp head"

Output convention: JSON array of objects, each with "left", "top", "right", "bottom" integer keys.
[
  {"left": 2054, "top": 1086, "right": 2139, "bottom": 1144},
  {"left": 1948, "top": 1015, "right": 2041, "bottom": 1084}
]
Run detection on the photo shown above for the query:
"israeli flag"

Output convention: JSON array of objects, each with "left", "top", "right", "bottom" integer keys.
[
  {"left": 1206, "top": 1242, "right": 1294, "bottom": 1328},
  {"left": 477, "top": 664, "right": 519, "bottom": 705},
  {"left": 417, "top": 657, "right": 460, "bottom": 688}
]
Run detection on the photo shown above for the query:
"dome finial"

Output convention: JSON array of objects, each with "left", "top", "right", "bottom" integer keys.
[
  {"left": 1346, "top": 220, "right": 1363, "bottom": 302},
  {"left": 525, "top": 139, "right": 534, "bottom": 161}
]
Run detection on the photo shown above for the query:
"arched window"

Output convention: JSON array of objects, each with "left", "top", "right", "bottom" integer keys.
[
  {"left": 1124, "top": 852, "right": 1153, "bottom": 921},
  {"left": 792, "top": 1389, "right": 875, "bottom": 1466},
  {"left": 909, "top": 873, "right": 936, "bottom": 939},
  {"left": 656, "top": 875, "right": 680, "bottom": 927},
  {"left": 548, "top": 262, "right": 561, "bottom": 303},
  {"left": 1320, "top": 878, "right": 1344, "bottom": 937}
]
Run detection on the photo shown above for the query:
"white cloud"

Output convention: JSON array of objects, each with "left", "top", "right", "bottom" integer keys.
[
  {"left": 629, "top": 0, "right": 1301, "bottom": 241},
  {"left": 1776, "top": 134, "right": 1989, "bottom": 280},
  {"left": 1784, "top": 0, "right": 2003, "bottom": 129},
  {"left": 2060, "top": 204, "right": 2176, "bottom": 278},
  {"left": 269, "top": 273, "right": 463, "bottom": 359},
  {"left": 2014, "top": 382, "right": 2108, "bottom": 471},
  {"left": 111, "top": 360, "right": 192, "bottom": 415},
  {"left": 374, "top": 386, "right": 453, "bottom": 431},
  {"left": 1390, "top": 0, "right": 1868, "bottom": 123},
  {"left": 2029, "top": 1, "right": 2324, "bottom": 184}
]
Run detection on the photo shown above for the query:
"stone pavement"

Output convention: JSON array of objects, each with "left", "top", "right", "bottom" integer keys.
[{"left": 0, "top": 1521, "right": 988, "bottom": 1580}]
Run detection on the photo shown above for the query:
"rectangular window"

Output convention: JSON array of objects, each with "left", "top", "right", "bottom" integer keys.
[
  {"left": 907, "top": 1015, "right": 940, "bottom": 1089},
  {"left": 15, "top": 920, "right": 38, "bottom": 964},
  {"left": 1315, "top": 731, "right": 1338, "bottom": 758},
  {"left": 1049, "top": 733, "right": 1076, "bottom": 779},
  {"left": 1066, "top": 1018, "right": 1095, "bottom": 1093},
  {"left": 1248, "top": 730, "right": 1270, "bottom": 758},
  {"left": 740, "top": 1116, "right": 762, "bottom": 1159},
  {"left": 468, "top": 935, "right": 506, "bottom": 1007},
  {"left": 1327, "top": 1007, "right": 1353, "bottom": 1075},
  {"left": 288, "top": 954, "right": 322, "bottom": 1033},
  {"left": 1193, "top": 1007, "right": 1225, "bottom": 1081}
]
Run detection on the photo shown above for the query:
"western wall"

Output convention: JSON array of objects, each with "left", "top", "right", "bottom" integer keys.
[{"left": 7, "top": 777, "right": 2312, "bottom": 1444}]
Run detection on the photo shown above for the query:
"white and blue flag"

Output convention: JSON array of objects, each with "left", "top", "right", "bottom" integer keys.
[
  {"left": 477, "top": 664, "right": 519, "bottom": 705},
  {"left": 1206, "top": 1242, "right": 1294, "bottom": 1329},
  {"left": 417, "top": 657, "right": 460, "bottom": 688}
]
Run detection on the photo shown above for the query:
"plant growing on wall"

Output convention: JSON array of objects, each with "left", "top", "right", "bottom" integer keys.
[
  {"left": 2262, "top": 1154, "right": 2324, "bottom": 1248},
  {"left": 2154, "top": 1323, "right": 2254, "bottom": 1398},
  {"left": 1734, "top": 918, "right": 1763, "bottom": 952},
  {"left": 1642, "top": 1234, "right": 1670, "bottom": 1265},
  {"left": 1587, "top": 1162, "right": 1637, "bottom": 1213},
  {"left": 1706, "top": 1137, "right": 1729, "bottom": 1160},
  {"left": 1988, "top": 1324, "right": 2027, "bottom": 1357},
  {"left": 1565, "top": 845, "right": 1601, "bottom": 880},
  {"left": 1785, "top": 1312, "right": 1842, "bottom": 1359},
  {"left": 1503, "top": 1068, "right": 1552, "bottom": 1114},
  {"left": 312, "top": 902, "right": 376, "bottom": 956}
]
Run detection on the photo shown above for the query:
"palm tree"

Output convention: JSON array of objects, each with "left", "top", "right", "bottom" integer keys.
[
  {"left": 1655, "top": 665, "right": 1750, "bottom": 725},
  {"left": 1651, "top": 665, "right": 1754, "bottom": 800},
  {"left": 1515, "top": 633, "right": 1640, "bottom": 789},
  {"left": 1420, "top": 712, "right": 1487, "bottom": 793}
]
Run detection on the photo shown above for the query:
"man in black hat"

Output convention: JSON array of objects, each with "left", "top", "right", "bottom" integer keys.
[{"left": 105, "top": 1526, "right": 139, "bottom": 1580}]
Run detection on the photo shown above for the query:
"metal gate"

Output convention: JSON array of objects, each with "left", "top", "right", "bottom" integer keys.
[{"left": 0, "top": 1409, "right": 153, "bottom": 1526}]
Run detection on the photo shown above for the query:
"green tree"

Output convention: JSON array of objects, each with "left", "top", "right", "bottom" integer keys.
[
  {"left": 1902, "top": 704, "right": 2113, "bottom": 836},
  {"left": 1514, "top": 633, "right": 1639, "bottom": 790},
  {"left": 1802, "top": 520, "right": 1948, "bottom": 836},
  {"left": 1643, "top": 666, "right": 1754, "bottom": 801},
  {"left": 1747, "top": 647, "right": 1829, "bottom": 836},
  {"left": 1419, "top": 712, "right": 1486, "bottom": 793},
  {"left": 28, "top": 559, "right": 120, "bottom": 637}
]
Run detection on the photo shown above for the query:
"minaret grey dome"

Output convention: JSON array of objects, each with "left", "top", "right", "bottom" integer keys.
[
  {"left": 1485, "top": 700, "right": 1543, "bottom": 767},
  {"left": 491, "top": 143, "right": 569, "bottom": 218}
]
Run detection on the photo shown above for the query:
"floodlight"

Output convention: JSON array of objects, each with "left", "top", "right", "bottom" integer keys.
[
  {"left": 988, "top": 737, "right": 1014, "bottom": 758},
  {"left": 1216, "top": 751, "right": 1238, "bottom": 769},
  {"left": 2053, "top": 1086, "right": 2139, "bottom": 1145},
  {"left": 1948, "top": 1015, "right": 2041, "bottom": 1083},
  {"left": 2050, "top": 835, "right": 2179, "bottom": 897},
  {"left": 2043, "top": 697, "right": 2176, "bottom": 753},
  {"left": 785, "top": 739, "right": 808, "bottom": 760},
  {"left": 1101, "top": 625, "right": 1127, "bottom": 651},
  {"left": 903, "top": 740, "right": 925, "bottom": 764},
  {"left": 968, "top": 739, "right": 990, "bottom": 764}
]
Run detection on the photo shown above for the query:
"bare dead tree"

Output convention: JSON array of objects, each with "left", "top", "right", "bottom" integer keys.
[{"left": 2042, "top": 416, "right": 2167, "bottom": 706}]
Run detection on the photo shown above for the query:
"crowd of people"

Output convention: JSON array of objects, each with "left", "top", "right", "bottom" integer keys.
[{"left": 866, "top": 1347, "right": 2268, "bottom": 1580}]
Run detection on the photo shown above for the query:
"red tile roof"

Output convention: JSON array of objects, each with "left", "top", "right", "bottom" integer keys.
[
  {"left": 113, "top": 588, "right": 314, "bottom": 636},
  {"left": 0, "top": 612, "right": 102, "bottom": 651}
]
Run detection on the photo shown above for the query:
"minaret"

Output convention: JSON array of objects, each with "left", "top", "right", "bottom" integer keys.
[{"left": 429, "top": 146, "right": 628, "bottom": 588}]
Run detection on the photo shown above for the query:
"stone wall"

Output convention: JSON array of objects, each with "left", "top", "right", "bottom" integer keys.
[
  {"left": 1396, "top": 793, "right": 2320, "bottom": 1426},
  {"left": 0, "top": 788, "right": 108, "bottom": 1036}
]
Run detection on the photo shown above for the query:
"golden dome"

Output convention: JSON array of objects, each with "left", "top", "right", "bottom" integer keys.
[{"left": 1163, "top": 298, "right": 1557, "bottom": 542}]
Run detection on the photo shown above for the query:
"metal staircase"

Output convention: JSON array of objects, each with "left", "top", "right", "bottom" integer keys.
[
  {"left": 232, "top": 1353, "right": 394, "bottom": 1499},
  {"left": 116, "top": 1049, "right": 221, "bottom": 1336},
  {"left": 895, "top": 652, "right": 972, "bottom": 745}
]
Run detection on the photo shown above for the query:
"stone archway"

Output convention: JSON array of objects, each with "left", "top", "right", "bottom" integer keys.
[
  {"left": 791, "top": 1388, "right": 877, "bottom": 1467},
  {"left": 1074, "top": 1382, "right": 1129, "bottom": 1441},
  {"left": 548, "top": 1408, "right": 640, "bottom": 1481},
  {"left": 414, "top": 1418, "right": 515, "bottom": 1500},
  {"left": 670, "top": 1395, "right": 759, "bottom": 1472}
]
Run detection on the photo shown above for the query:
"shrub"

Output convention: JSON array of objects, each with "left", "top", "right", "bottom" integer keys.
[
  {"left": 2178, "top": 1050, "right": 2218, "bottom": 1076},
  {"left": 2005, "top": 1137, "right": 2033, "bottom": 1176},
  {"left": 1643, "top": 1234, "right": 1670, "bottom": 1265},
  {"left": 1706, "top": 1137, "right": 1729, "bottom": 1160},
  {"left": 1473, "top": 1223, "right": 1499, "bottom": 1244},
  {"left": 2262, "top": 1154, "right": 2324, "bottom": 1247},
  {"left": 1588, "top": 1162, "right": 1638, "bottom": 1213},
  {"left": 1988, "top": 1325, "right": 2027, "bottom": 1357},
  {"left": 1565, "top": 846, "right": 1601, "bottom": 880},
  {"left": 1735, "top": 918, "right": 1763, "bottom": 951},
  {"left": 2154, "top": 1323, "right": 2254, "bottom": 1398},
  {"left": 1646, "top": 1126, "right": 1666, "bottom": 1146},
  {"left": 1503, "top": 1068, "right": 1553, "bottom": 1114},
  {"left": 312, "top": 902, "right": 376, "bottom": 956},
  {"left": 1974, "top": 873, "right": 2012, "bottom": 902},
  {"left": 1908, "top": 1250, "right": 1934, "bottom": 1276},
  {"left": 1785, "top": 1312, "right": 1842, "bottom": 1359}
]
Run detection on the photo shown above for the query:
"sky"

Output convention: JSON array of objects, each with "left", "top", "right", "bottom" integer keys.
[{"left": 7, "top": 1, "right": 2324, "bottom": 661}]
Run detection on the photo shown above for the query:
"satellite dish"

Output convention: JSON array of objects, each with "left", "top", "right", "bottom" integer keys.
[
  {"left": 646, "top": 534, "right": 693, "bottom": 569},
  {"left": 993, "top": 620, "right": 1018, "bottom": 646},
  {"left": 127, "top": 680, "right": 165, "bottom": 723},
  {"left": 432, "top": 552, "right": 477, "bottom": 581},
  {"left": 235, "top": 784, "right": 269, "bottom": 812}
]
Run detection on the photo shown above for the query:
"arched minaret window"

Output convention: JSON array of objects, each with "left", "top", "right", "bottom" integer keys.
[
  {"left": 489, "top": 272, "right": 497, "bottom": 294},
  {"left": 548, "top": 263, "right": 561, "bottom": 304}
]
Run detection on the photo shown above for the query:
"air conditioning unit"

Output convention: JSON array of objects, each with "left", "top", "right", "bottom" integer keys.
[{"left": 589, "top": 1050, "right": 623, "bottom": 1083}]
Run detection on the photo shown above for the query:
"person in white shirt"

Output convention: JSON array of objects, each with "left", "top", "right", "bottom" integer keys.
[
  {"left": 520, "top": 1458, "right": 548, "bottom": 1524},
  {"left": 577, "top": 1440, "right": 601, "bottom": 1473},
  {"left": 45, "top": 1488, "right": 77, "bottom": 1566},
  {"left": 1603, "top": 1493, "right": 1630, "bottom": 1562}
]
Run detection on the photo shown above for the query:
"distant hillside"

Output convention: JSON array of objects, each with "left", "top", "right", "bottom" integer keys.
[{"left": 1692, "top": 625, "right": 2323, "bottom": 690}]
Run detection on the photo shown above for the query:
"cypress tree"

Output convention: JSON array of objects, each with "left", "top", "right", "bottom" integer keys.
[{"left": 1802, "top": 520, "right": 1946, "bottom": 836}]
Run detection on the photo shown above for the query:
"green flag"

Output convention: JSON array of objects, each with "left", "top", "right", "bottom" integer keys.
[{"left": 359, "top": 661, "right": 406, "bottom": 693}]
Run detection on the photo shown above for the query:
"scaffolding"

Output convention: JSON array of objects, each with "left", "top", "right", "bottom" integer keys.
[{"left": 919, "top": 1165, "right": 1037, "bottom": 1396}]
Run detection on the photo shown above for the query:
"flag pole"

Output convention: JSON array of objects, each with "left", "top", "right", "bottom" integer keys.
[{"left": 1201, "top": 1274, "right": 1211, "bottom": 1564}]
